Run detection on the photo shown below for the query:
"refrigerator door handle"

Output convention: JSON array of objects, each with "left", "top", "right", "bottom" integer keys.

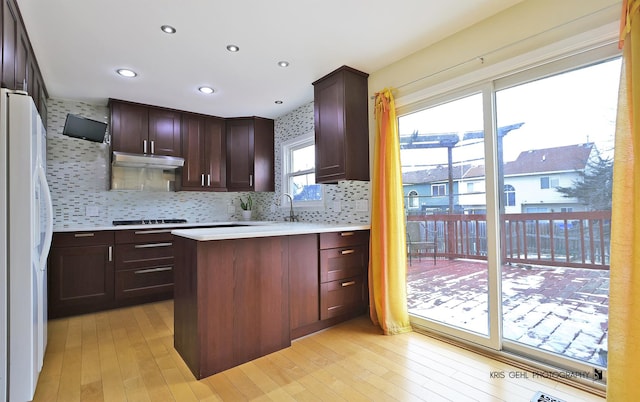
[{"left": 37, "top": 164, "right": 53, "bottom": 272}]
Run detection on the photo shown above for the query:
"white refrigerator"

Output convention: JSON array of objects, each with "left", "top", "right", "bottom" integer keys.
[{"left": 0, "top": 89, "right": 53, "bottom": 402}]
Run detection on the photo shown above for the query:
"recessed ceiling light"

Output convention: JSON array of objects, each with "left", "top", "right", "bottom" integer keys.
[
  {"left": 226, "top": 44, "right": 240, "bottom": 52},
  {"left": 277, "top": 61, "right": 290, "bottom": 67},
  {"left": 161, "top": 25, "right": 176, "bottom": 34},
  {"left": 116, "top": 68, "right": 137, "bottom": 78},
  {"left": 199, "top": 86, "right": 214, "bottom": 94},
  {"left": 275, "top": 100, "right": 283, "bottom": 104}
]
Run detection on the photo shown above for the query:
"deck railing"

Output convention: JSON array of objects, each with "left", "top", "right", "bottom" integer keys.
[{"left": 407, "top": 211, "right": 611, "bottom": 270}]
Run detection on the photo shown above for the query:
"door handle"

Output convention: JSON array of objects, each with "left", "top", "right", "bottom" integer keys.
[
  {"left": 151, "top": 140, "right": 155, "bottom": 154},
  {"left": 143, "top": 139, "right": 148, "bottom": 154},
  {"left": 134, "top": 242, "right": 172, "bottom": 248},
  {"left": 201, "top": 174, "right": 205, "bottom": 186},
  {"left": 134, "top": 229, "right": 173, "bottom": 235},
  {"left": 134, "top": 267, "right": 173, "bottom": 274}
]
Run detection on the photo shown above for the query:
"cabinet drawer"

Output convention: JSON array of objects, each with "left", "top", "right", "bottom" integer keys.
[
  {"left": 320, "top": 275, "right": 366, "bottom": 320},
  {"left": 319, "top": 230, "right": 369, "bottom": 249},
  {"left": 115, "top": 228, "right": 175, "bottom": 244},
  {"left": 52, "top": 231, "right": 114, "bottom": 247},
  {"left": 115, "top": 267, "right": 173, "bottom": 301},
  {"left": 114, "top": 242, "right": 174, "bottom": 271},
  {"left": 320, "top": 244, "right": 367, "bottom": 282}
]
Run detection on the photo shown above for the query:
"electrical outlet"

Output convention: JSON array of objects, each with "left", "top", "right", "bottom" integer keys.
[
  {"left": 86, "top": 206, "right": 99, "bottom": 217},
  {"left": 333, "top": 200, "right": 341, "bottom": 211},
  {"left": 227, "top": 205, "right": 235, "bottom": 214},
  {"left": 356, "top": 199, "right": 368, "bottom": 212}
]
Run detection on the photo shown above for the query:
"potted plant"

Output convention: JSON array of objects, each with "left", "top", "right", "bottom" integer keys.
[{"left": 239, "top": 195, "right": 253, "bottom": 220}]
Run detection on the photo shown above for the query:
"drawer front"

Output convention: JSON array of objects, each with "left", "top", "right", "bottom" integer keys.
[
  {"left": 320, "top": 275, "right": 366, "bottom": 320},
  {"left": 319, "top": 230, "right": 369, "bottom": 250},
  {"left": 320, "top": 244, "right": 367, "bottom": 283},
  {"left": 52, "top": 231, "right": 114, "bottom": 247},
  {"left": 115, "top": 228, "right": 175, "bottom": 244},
  {"left": 115, "top": 267, "right": 173, "bottom": 301},
  {"left": 114, "top": 242, "right": 175, "bottom": 271}
]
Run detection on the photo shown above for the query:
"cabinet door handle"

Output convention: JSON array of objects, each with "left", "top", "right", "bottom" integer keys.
[
  {"left": 108, "top": 246, "right": 113, "bottom": 262},
  {"left": 340, "top": 232, "right": 355, "bottom": 237},
  {"left": 341, "top": 280, "right": 356, "bottom": 287},
  {"left": 134, "top": 229, "right": 173, "bottom": 235},
  {"left": 207, "top": 174, "right": 211, "bottom": 187},
  {"left": 151, "top": 140, "right": 155, "bottom": 154},
  {"left": 134, "top": 266, "right": 173, "bottom": 274},
  {"left": 74, "top": 233, "right": 94, "bottom": 238},
  {"left": 134, "top": 242, "right": 172, "bottom": 249},
  {"left": 341, "top": 249, "right": 355, "bottom": 255},
  {"left": 143, "top": 139, "right": 148, "bottom": 154},
  {"left": 201, "top": 174, "right": 205, "bottom": 186}
]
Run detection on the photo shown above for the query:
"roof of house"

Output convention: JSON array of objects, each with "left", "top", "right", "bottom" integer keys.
[{"left": 402, "top": 143, "right": 594, "bottom": 184}]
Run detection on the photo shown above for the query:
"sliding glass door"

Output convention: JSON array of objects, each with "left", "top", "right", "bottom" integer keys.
[
  {"left": 401, "top": 45, "right": 620, "bottom": 376},
  {"left": 400, "top": 89, "right": 501, "bottom": 348},
  {"left": 495, "top": 56, "right": 619, "bottom": 370}
]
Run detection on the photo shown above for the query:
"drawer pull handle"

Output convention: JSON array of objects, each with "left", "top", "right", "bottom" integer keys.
[
  {"left": 341, "top": 280, "right": 356, "bottom": 287},
  {"left": 134, "top": 267, "right": 173, "bottom": 274},
  {"left": 108, "top": 246, "right": 113, "bottom": 262},
  {"left": 134, "top": 229, "right": 173, "bottom": 235},
  {"left": 134, "top": 242, "right": 172, "bottom": 249},
  {"left": 340, "top": 232, "right": 355, "bottom": 237},
  {"left": 74, "top": 233, "right": 94, "bottom": 238},
  {"left": 341, "top": 249, "right": 355, "bottom": 255}
]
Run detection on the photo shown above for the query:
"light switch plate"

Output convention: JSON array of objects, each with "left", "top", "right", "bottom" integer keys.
[
  {"left": 227, "top": 205, "right": 235, "bottom": 213},
  {"left": 333, "top": 200, "right": 341, "bottom": 211},
  {"left": 356, "top": 199, "right": 368, "bottom": 212}
]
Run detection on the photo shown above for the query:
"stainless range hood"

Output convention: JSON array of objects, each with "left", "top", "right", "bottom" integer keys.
[{"left": 112, "top": 151, "right": 184, "bottom": 169}]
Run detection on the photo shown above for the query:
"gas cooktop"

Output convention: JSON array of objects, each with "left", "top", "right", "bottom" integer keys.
[{"left": 112, "top": 219, "right": 188, "bottom": 226}]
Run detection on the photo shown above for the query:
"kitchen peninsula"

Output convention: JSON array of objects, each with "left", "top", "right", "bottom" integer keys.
[{"left": 171, "top": 222, "right": 370, "bottom": 379}]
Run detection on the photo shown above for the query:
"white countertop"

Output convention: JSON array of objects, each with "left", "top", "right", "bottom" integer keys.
[{"left": 171, "top": 222, "right": 370, "bottom": 241}]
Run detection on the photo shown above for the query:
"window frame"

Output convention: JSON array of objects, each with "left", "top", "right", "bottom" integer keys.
[
  {"left": 407, "top": 190, "right": 419, "bottom": 209},
  {"left": 431, "top": 184, "right": 447, "bottom": 196},
  {"left": 281, "top": 132, "right": 323, "bottom": 208}
]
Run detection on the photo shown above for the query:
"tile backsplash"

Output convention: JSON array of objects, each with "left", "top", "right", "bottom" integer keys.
[{"left": 46, "top": 99, "right": 370, "bottom": 229}]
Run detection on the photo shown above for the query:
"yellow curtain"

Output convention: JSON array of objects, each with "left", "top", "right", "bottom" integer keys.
[
  {"left": 368, "top": 88, "right": 412, "bottom": 335},
  {"left": 608, "top": 0, "right": 640, "bottom": 400}
]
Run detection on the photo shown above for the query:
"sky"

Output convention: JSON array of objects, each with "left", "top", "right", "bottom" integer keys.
[{"left": 398, "top": 57, "right": 622, "bottom": 170}]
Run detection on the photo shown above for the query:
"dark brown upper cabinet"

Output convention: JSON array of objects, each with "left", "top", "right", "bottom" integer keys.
[
  {"left": 180, "top": 113, "right": 226, "bottom": 191},
  {"left": 226, "top": 117, "right": 274, "bottom": 192},
  {"left": 313, "top": 65, "right": 370, "bottom": 184},
  {"left": 1, "top": 0, "right": 48, "bottom": 120},
  {"left": 110, "top": 99, "right": 182, "bottom": 157}
]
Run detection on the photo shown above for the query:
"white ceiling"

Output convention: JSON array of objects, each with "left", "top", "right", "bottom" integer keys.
[{"left": 16, "top": 0, "right": 524, "bottom": 119}]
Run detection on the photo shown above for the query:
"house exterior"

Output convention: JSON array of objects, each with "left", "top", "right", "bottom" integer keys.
[{"left": 403, "top": 143, "right": 596, "bottom": 214}]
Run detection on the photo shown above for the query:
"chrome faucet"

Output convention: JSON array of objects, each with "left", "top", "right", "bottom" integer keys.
[{"left": 281, "top": 193, "right": 299, "bottom": 222}]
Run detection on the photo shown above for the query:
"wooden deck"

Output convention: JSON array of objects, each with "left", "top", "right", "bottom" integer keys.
[{"left": 407, "top": 258, "right": 609, "bottom": 366}]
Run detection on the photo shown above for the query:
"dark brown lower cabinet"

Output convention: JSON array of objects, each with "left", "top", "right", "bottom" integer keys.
[
  {"left": 289, "top": 234, "right": 320, "bottom": 339},
  {"left": 114, "top": 229, "right": 175, "bottom": 305},
  {"left": 48, "top": 231, "right": 115, "bottom": 318},
  {"left": 319, "top": 231, "right": 369, "bottom": 321},
  {"left": 174, "top": 235, "right": 291, "bottom": 379}
]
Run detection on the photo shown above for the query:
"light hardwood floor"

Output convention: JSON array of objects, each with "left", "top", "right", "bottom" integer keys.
[{"left": 32, "top": 301, "right": 604, "bottom": 402}]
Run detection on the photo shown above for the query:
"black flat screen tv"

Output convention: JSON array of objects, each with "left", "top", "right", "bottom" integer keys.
[{"left": 62, "top": 114, "right": 107, "bottom": 143}]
